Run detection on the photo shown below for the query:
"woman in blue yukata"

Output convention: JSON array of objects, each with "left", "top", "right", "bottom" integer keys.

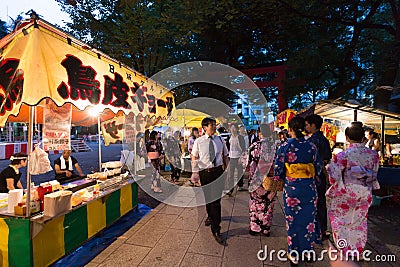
[{"left": 274, "top": 116, "right": 323, "bottom": 266}]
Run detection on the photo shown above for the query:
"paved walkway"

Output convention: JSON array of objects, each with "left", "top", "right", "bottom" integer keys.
[{"left": 85, "top": 187, "right": 398, "bottom": 267}]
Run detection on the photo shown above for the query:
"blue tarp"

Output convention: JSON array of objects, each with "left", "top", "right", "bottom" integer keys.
[{"left": 51, "top": 203, "right": 152, "bottom": 267}]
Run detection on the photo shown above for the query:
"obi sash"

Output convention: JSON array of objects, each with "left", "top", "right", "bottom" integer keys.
[{"left": 285, "top": 162, "right": 315, "bottom": 178}]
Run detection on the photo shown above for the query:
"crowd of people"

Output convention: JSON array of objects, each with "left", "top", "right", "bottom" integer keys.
[
  {"left": 0, "top": 114, "right": 380, "bottom": 267},
  {"left": 141, "top": 115, "right": 380, "bottom": 267}
]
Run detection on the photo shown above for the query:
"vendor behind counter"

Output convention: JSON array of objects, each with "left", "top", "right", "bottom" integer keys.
[
  {"left": 0, "top": 153, "right": 27, "bottom": 193},
  {"left": 54, "top": 150, "right": 85, "bottom": 183}
]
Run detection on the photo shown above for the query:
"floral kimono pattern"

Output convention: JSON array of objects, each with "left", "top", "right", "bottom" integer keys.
[
  {"left": 327, "top": 143, "right": 379, "bottom": 254},
  {"left": 274, "top": 137, "right": 323, "bottom": 254},
  {"left": 248, "top": 138, "right": 276, "bottom": 234},
  {"left": 146, "top": 140, "right": 164, "bottom": 187}
]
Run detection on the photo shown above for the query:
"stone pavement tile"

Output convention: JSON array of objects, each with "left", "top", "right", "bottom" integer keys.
[
  {"left": 188, "top": 205, "right": 207, "bottom": 219},
  {"left": 233, "top": 192, "right": 250, "bottom": 206},
  {"left": 271, "top": 209, "right": 286, "bottom": 227},
  {"left": 168, "top": 187, "right": 201, "bottom": 198},
  {"left": 119, "top": 221, "right": 145, "bottom": 239},
  {"left": 137, "top": 211, "right": 156, "bottom": 225},
  {"left": 152, "top": 202, "right": 166, "bottom": 212},
  {"left": 229, "top": 213, "right": 249, "bottom": 224},
  {"left": 125, "top": 222, "right": 169, "bottom": 247},
  {"left": 164, "top": 196, "right": 194, "bottom": 207},
  {"left": 221, "top": 197, "right": 235, "bottom": 212},
  {"left": 359, "top": 243, "right": 396, "bottom": 267},
  {"left": 90, "top": 234, "right": 127, "bottom": 263},
  {"left": 170, "top": 207, "right": 206, "bottom": 231},
  {"left": 227, "top": 221, "right": 260, "bottom": 240},
  {"left": 187, "top": 227, "right": 226, "bottom": 257},
  {"left": 222, "top": 236, "right": 263, "bottom": 267},
  {"left": 179, "top": 252, "right": 222, "bottom": 267},
  {"left": 145, "top": 213, "right": 179, "bottom": 228},
  {"left": 186, "top": 191, "right": 206, "bottom": 206},
  {"left": 84, "top": 262, "right": 98, "bottom": 267},
  {"left": 260, "top": 226, "right": 289, "bottom": 266},
  {"left": 157, "top": 204, "right": 185, "bottom": 215},
  {"left": 307, "top": 248, "right": 333, "bottom": 267},
  {"left": 97, "top": 244, "right": 151, "bottom": 267},
  {"left": 138, "top": 229, "right": 195, "bottom": 267},
  {"left": 367, "top": 221, "right": 400, "bottom": 261}
]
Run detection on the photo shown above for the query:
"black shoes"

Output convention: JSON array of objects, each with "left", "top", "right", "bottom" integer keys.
[
  {"left": 212, "top": 231, "right": 224, "bottom": 244},
  {"left": 204, "top": 217, "right": 212, "bottom": 226}
]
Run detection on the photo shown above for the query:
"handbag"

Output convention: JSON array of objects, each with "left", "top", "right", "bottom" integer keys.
[
  {"left": 262, "top": 176, "right": 284, "bottom": 192},
  {"left": 262, "top": 163, "right": 284, "bottom": 191},
  {"left": 261, "top": 139, "right": 293, "bottom": 192}
]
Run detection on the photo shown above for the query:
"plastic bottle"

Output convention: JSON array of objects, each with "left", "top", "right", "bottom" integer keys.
[{"left": 30, "top": 183, "right": 40, "bottom": 213}]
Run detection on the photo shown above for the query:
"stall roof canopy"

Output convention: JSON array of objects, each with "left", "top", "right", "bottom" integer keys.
[
  {"left": 165, "top": 109, "right": 212, "bottom": 128},
  {"left": 0, "top": 18, "right": 174, "bottom": 127},
  {"left": 302, "top": 100, "right": 400, "bottom": 126}
]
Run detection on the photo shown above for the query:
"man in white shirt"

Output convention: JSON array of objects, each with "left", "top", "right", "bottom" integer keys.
[{"left": 192, "top": 117, "right": 229, "bottom": 244}]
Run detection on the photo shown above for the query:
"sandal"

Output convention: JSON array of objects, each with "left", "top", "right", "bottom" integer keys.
[
  {"left": 189, "top": 180, "right": 200, "bottom": 187},
  {"left": 153, "top": 187, "right": 163, "bottom": 193},
  {"left": 287, "top": 255, "right": 298, "bottom": 267}
]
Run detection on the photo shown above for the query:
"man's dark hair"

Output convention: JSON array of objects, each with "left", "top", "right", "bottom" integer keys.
[
  {"left": 345, "top": 121, "right": 364, "bottom": 142},
  {"left": 305, "top": 114, "right": 323, "bottom": 129},
  {"left": 201, "top": 117, "right": 216, "bottom": 129}
]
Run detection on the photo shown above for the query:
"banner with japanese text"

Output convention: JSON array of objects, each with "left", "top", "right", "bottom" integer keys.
[
  {"left": 0, "top": 20, "right": 174, "bottom": 127},
  {"left": 43, "top": 99, "right": 72, "bottom": 151},
  {"left": 101, "top": 113, "right": 144, "bottom": 146},
  {"left": 276, "top": 109, "right": 297, "bottom": 130},
  {"left": 101, "top": 115, "right": 125, "bottom": 146}
]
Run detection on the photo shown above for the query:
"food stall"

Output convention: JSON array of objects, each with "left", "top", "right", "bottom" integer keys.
[
  {"left": 0, "top": 18, "right": 173, "bottom": 267},
  {"left": 301, "top": 100, "right": 400, "bottom": 188}
]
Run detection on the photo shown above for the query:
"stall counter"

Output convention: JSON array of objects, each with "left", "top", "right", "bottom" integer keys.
[{"left": 0, "top": 179, "right": 138, "bottom": 267}]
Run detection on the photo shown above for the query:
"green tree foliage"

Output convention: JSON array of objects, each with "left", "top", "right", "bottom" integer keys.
[
  {"left": 0, "top": 19, "right": 9, "bottom": 38},
  {"left": 53, "top": 0, "right": 400, "bottom": 112},
  {"left": 256, "top": 0, "right": 400, "bottom": 110}
]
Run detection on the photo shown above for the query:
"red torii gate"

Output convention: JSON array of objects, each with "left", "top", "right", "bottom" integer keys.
[{"left": 241, "top": 64, "right": 287, "bottom": 112}]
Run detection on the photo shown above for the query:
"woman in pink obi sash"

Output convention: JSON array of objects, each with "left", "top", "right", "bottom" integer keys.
[{"left": 327, "top": 122, "right": 380, "bottom": 261}]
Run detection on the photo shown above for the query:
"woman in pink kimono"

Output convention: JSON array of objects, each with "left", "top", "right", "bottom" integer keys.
[{"left": 327, "top": 122, "right": 380, "bottom": 257}]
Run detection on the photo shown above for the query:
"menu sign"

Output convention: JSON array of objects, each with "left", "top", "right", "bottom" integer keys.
[{"left": 43, "top": 99, "right": 72, "bottom": 151}]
